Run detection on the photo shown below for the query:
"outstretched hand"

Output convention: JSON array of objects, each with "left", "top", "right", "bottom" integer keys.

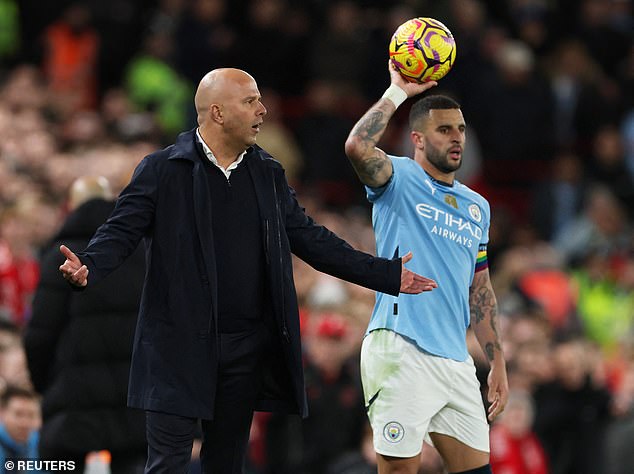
[
  {"left": 400, "top": 251, "right": 437, "bottom": 294},
  {"left": 59, "top": 244, "right": 89, "bottom": 287},
  {"left": 388, "top": 60, "right": 437, "bottom": 98}
]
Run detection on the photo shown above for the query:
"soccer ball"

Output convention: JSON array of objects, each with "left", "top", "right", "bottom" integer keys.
[{"left": 389, "top": 17, "right": 456, "bottom": 83}]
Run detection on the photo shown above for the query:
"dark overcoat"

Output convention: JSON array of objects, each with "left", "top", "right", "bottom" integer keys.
[{"left": 76, "top": 130, "right": 402, "bottom": 419}]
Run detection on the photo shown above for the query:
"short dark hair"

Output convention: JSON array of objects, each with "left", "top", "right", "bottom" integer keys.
[
  {"left": 409, "top": 95, "right": 461, "bottom": 131},
  {"left": 0, "top": 385, "right": 39, "bottom": 408}
]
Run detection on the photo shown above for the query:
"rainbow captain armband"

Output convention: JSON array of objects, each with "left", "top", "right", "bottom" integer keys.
[{"left": 475, "top": 245, "right": 488, "bottom": 273}]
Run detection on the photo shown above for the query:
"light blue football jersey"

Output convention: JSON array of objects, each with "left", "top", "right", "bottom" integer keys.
[{"left": 366, "top": 155, "right": 491, "bottom": 361}]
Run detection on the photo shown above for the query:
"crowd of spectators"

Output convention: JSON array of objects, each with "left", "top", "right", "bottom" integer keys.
[{"left": 0, "top": 0, "right": 633, "bottom": 473}]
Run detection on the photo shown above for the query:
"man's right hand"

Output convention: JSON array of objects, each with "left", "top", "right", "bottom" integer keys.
[
  {"left": 388, "top": 60, "right": 437, "bottom": 98},
  {"left": 59, "top": 244, "right": 89, "bottom": 287}
]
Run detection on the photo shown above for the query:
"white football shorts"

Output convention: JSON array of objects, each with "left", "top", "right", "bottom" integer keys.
[{"left": 360, "top": 329, "right": 490, "bottom": 458}]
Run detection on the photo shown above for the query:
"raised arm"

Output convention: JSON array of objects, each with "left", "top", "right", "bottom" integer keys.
[
  {"left": 469, "top": 268, "right": 508, "bottom": 421},
  {"left": 344, "top": 61, "right": 437, "bottom": 187}
]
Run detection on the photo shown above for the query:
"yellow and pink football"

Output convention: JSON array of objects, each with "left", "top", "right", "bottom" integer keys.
[{"left": 389, "top": 17, "right": 457, "bottom": 83}]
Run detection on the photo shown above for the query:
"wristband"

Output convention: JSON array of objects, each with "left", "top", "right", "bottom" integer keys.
[{"left": 381, "top": 84, "right": 408, "bottom": 108}]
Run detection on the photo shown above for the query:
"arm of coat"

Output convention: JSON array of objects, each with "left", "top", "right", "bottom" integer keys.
[
  {"left": 76, "top": 156, "right": 157, "bottom": 286},
  {"left": 279, "top": 175, "right": 401, "bottom": 296}
]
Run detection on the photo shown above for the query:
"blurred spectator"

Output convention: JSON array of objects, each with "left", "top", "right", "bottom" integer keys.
[
  {"left": 490, "top": 389, "right": 549, "bottom": 474},
  {"left": 586, "top": 125, "right": 634, "bottom": 217},
  {"left": 545, "top": 39, "right": 604, "bottom": 150},
  {"left": 554, "top": 185, "right": 630, "bottom": 266},
  {"left": 574, "top": 0, "right": 631, "bottom": 77},
  {"left": 309, "top": 1, "right": 368, "bottom": 95},
  {"left": 517, "top": 267, "right": 579, "bottom": 335},
  {"left": 0, "top": 320, "right": 31, "bottom": 390},
  {"left": 100, "top": 88, "right": 159, "bottom": 143},
  {"left": 0, "top": 386, "right": 41, "bottom": 471},
  {"left": 265, "top": 313, "right": 366, "bottom": 474},
  {"left": 508, "top": 1, "right": 554, "bottom": 56},
  {"left": 605, "top": 358, "right": 634, "bottom": 474},
  {"left": 42, "top": 3, "right": 99, "bottom": 116},
  {"left": 146, "top": 0, "right": 186, "bottom": 39},
  {"left": 255, "top": 88, "right": 304, "bottom": 186},
  {"left": 59, "top": 110, "right": 107, "bottom": 151},
  {"left": 294, "top": 80, "right": 360, "bottom": 207},
  {"left": 24, "top": 176, "right": 146, "bottom": 472},
  {"left": 469, "top": 39, "right": 555, "bottom": 192},
  {"left": 623, "top": 109, "right": 634, "bottom": 178},
  {"left": 327, "top": 422, "right": 376, "bottom": 474},
  {"left": 0, "top": 206, "right": 40, "bottom": 327},
  {"left": 531, "top": 150, "right": 588, "bottom": 241},
  {"left": 571, "top": 250, "right": 634, "bottom": 351},
  {"left": 174, "top": 0, "right": 233, "bottom": 85},
  {"left": 0, "top": 64, "right": 47, "bottom": 130},
  {"left": 233, "top": 0, "right": 293, "bottom": 92},
  {"left": 533, "top": 338, "right": 612, "bottom": 474},
  {"left": 0, "top": 0, "right": 20, "bottom": 68},
  {"left": 124, "top": 29, "right": 193, "bottom": 140}
]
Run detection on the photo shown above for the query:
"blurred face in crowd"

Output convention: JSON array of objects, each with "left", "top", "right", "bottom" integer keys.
[
  {"left": 555, "top": 341, "right": 587, "bottom": 390},
  {"left": 0, "top": 396, "right": 40, "bottom": 444},
  {"left": 499, "top": 391, "right": 535, "bottom": 438}
]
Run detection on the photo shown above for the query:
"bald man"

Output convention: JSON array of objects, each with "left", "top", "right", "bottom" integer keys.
[{"left": 59, "top": 69, "right": 437, "bottom": 473}]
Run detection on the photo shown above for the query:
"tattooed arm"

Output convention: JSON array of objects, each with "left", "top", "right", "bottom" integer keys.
[
  {"left": 469, "top": 268, "right": 509, "bottom": 421},
  {"left": 344, "top": 100, "right": 397, "bottom": 187},
  {"left": 344, "top": 61, "right": 437, "bottom": 187}
]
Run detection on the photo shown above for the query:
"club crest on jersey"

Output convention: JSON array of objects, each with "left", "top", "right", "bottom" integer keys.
[
  {"left": 383, "top": 421, "right": 405, "bottom": 443},
  {"left": 469, "top": 204, "right": 482, "bottom": 223},
  {"left": 444, "top": 194, "right": 458, "bottom": 209}
]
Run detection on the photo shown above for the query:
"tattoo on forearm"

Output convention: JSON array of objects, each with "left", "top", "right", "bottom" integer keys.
[
  {"left": 470, "top": 286, "right": 492, "bottom": 324},
  {"left": 471, "top": 279, "right": 502, "bottom": 361},
  {"left": 485, "top": 342, "right": 496, "bottom": 361}
]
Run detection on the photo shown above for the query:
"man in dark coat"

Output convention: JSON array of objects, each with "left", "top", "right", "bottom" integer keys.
[
  {"left": 25, "top": 176, "right": 147, "bottom": 472},
  {"left": 58, "top": 68, "right": 437, "bottom": 474}
]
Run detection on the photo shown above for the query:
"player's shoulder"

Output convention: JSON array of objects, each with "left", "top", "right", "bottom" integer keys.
[
  {"left": 388, "top": 155, "right": 420, "bottom": 181},
  {"left": 454, "top": 180, "right": 489, "bottom": 207},
  {"left": 454, "top": 180, "right": 491, "bottom": 224},
  {"left": 389, "top": 155, "right": 416, "bottom": 168}
]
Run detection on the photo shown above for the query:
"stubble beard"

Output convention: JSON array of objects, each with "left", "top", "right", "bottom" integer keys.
[{"left": 425, "top": 141, "right": 462, "bottom": 174}]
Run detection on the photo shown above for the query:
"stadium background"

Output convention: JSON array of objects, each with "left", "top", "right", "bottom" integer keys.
[{"left": 0, "top": 0, "right": 633, "bottom": 472}]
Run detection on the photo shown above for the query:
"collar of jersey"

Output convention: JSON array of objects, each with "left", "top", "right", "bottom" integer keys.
[{"left": 424, "top": 170, "right": 454, "bottom": 188}]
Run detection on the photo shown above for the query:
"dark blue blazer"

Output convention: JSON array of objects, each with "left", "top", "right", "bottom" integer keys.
[{"left": 77, "top": 130, "right": 402, "bottom": 419}]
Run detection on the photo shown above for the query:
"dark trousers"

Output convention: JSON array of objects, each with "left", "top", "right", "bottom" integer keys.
[{"left": 145, "top": 322, "right": 272, "bottom": 474}]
